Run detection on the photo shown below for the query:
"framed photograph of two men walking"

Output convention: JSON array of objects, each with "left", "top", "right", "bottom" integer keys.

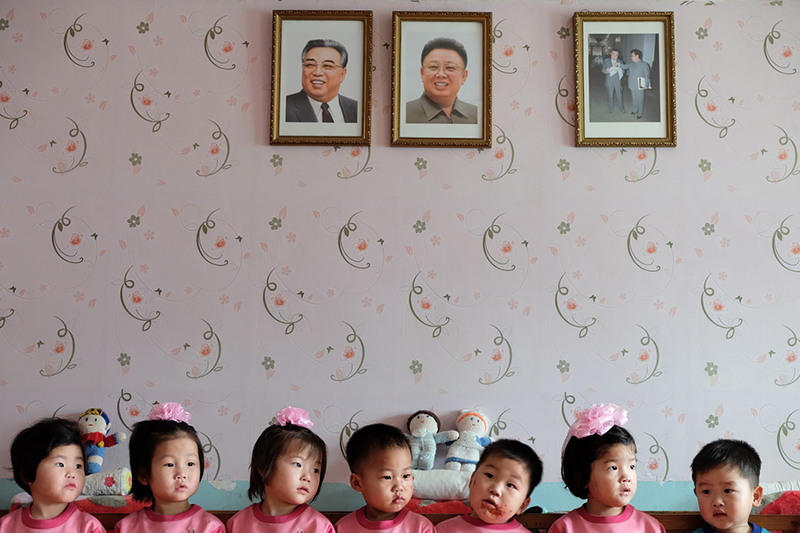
[{"left": 574, "top": 12, "right": 676, "bottom": 147}]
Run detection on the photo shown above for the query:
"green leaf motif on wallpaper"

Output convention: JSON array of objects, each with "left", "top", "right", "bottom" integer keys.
[
  {"left": 269, "top": 217, "right": 282, "bottom": 230},
  {"left": 188, "top": 319, "right": 224, "bottom": 380},
  {"left": 408, "top": 272, "right": 450, "bottom": 338},
  {"left": 774, "top": 326, "right": 800, "bottom": 387},
  {"left": 483, "top": 126, "right": 516, "bottom": 181},
  {"left": 777, "top": 409, "right": 800, "bottom": 470},
  {"left": 409, "top": 359, "right": 422, "bottom": 375},
  {"left": 204, "top": 17, "right": 236, "bottom": 71},
  {"left": 771, "top": 216, "right": 800, "bottom": 272},
  {"left": 196, "top": 209, "right": 230, "bottom": 267},
  {"left": 51, "top": 207, "right": 85, "bottom": 265},
  {"left": 53, "top": 118, "right": 89, "bottom": 174},
  {"left": 40, "top": 317, "right": 77, "bottom": 377},
  {"left": 644, "top": 433, "right": 670, "bottom": 482},
  {"left": 197, "top": 121, "right": 232, "bottom": 177},
  {"left": 695, "top": 27, "right": 708, "bottom": 40},
  {"left": 262, "top": 269, "right": 304, "bottom": 335},
  {"left": 705, "top": 414, "right": 719, "bottom": 428},
  {"left": 626, "top": 326, "right": 663, "bottom": 385},
  {"left": 560, "top": 391, "right": 576, "bottom": 427},
  {"left": 557, "top": 26, "right": 570, "bottom": 40},
  {"left": 270, "top": 154, "right": 283, "bottom": 168},
  {"left": 700, "top": 274, "right": 742, "bottom": 340},
  {"left": 557, "top": 360, "right": 570, "bottom": 374},
  {"left": 479, "top": 325, "right": 515, "bottom": 385},
  {"left": 491, "top": 20, "right": 518, "bottom": 75},
  {"left": 117, "top": 353, "right": 131, "bottom": 367},
  {"left": 63, "top": 14, "right": 95, "bottom": 68},
  {"left": 331, "top": 322, "right": 368, "bottom": 382},
  {"left": 338, "top": 146, "right": 373, "bottom": 179},
  {"left": 413, "top": 220, "right": 426, "bottom": 233},
  {"left": 555, "top": 76, "right": 576, "bottom": 128},
  {"left": 554, "top": 273, "right": 596, "bottom": 338},
  {"left": 557, "top": 221, "right": 570, "bottom": 234},
  {"left": 488, "top": 409, "right": 511, "bottom": 437},
  {"left": 694, "top": 77, "right": 735, "bottom": 139},
  {"left": 766, "top": 127, "right": 799, "bottom": 183},
  {"left": 338, "top": 212, "right": 372, "bottom": 270},
  {"left": 763, "top": 21, "right": 797, "bottom": 76},
  {"left": 482, "top": 214, "right": 517, "bottom": 272},
  {"left": 339, "top": 411, "right": 363, "bottom": 460},
  {"left": 129, "top": 153, "right": 142, "bottom": 166},
  {"left": 130, "top": 71, "right": 170, "bottom": 133},
  {"left": 414, "top": 157, "right": 427, "bottom": 171},
  {"left": 698, "top": 159, "right": 712, "bottom": 173},
  {"left": 120, "top": 266, "right": 161, "bottom": 332},
  {"left": 627, "top": 216, "right": 661, "bottom": 273},
  {"left": 704, "top": 362, "right": 718, "bottom": 376},
  {"left": 136, "top": 22, "right": 149, "bottom": 34},
  {"left": 701, "top": 222, "right": 715, "bottom": 236},
  {"left": 0, "top": 18, "right": 9, "bottom": 31}
]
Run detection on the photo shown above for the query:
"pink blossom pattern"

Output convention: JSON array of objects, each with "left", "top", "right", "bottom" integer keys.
[
  {"left": 498, "top": 240, "right": 513, "bottom": 255},
  {"left": 342, "top": 345, "right": 356, "bottom": 360},
  {"left": 790, "top": 242, "right": 800, "bottom": 256},
  {"left": 777, "top": 148, "right": 789, "bottom": 161},
  {"left": 492, "top": 147, "right": 506, "bottom": 160},
  {"left": 149, "top": 68, "right": 158, "bottom": 77},
  {"left": 575, "top": 236, "right": 586, "bottom": 247},
  {"left": 490, "top": 349, "right": 503, "bottom": 362},
  {"left": 0, "top": 91, "right": 10, "bottom": 103},
  {"left": 327, "top": 289, "right": 335, "bottom": 297},
  {"left": 184, "top": 286, "right": 193, "bottom": 294},
  {"left": 349, "top": 147, "right": 362, "bottom": 159},
  {"left": 221, "top": 41, "right": 234, "bottom": 54},
  {"left": 787, "top": 350, "right": 797, "bottom": 364},
  {"left": 208, "top": 142, "right": 221, "bottom": 156},
  {"left": 139, "top": 264, "right": 149, "bottom": 274},
  {"left": 153, "top": 36, "right": 164, "bottom": 46},
  {"left": 272, "top": 293, "right": 287, "bottom": 308},
  {"left": 473, "top": 292, "right": 481, "bottom": 300},
  {"left": 711, "top": 74, "right": 721, "bottom": 83},
  {"left": 51, "top": 340, "right": 67, "bottom": 356},
  {"left": 654, "top": 300, "right": 664, "bottom": 310},
  {"left": 712, "top": 298, "right": 724, "bottom": 312},
  {"left": 129, "top": 291, "right": 146, "bottom": 306},
  {"left": 793, "top": 101, "right": 800, "bottom": 111},
  {"left": 140, "top": 93, "right": 155, "bottom": 107},
  {"left": 281, "top": 266, "right": 291, "bottom": 276},
  {"left": 67, "top": 233, "right": 83, "bottom": 248},
  {"left": 39, "top": 284, "right": 48, "bottom": 292},
  {"left": 12, "top": 33, "right": 23, "bottom": 44},
  {"left": 572, "top": 270, "right": 582, "bottom": 280},
  {"left": 565, "top": 297, "right": 579, "bottom": 313},
  {"left": 430, "top": 235, "right": 441, "bottom": 246},
  {"left": 502, "top": 44, "right": 515, "bottom": 57},
  {"left": 52, "top": 86, "right": 60, "bottom": 94},
  {"left": 619, "top": 293, "right": 627, "bottom": 301},
  {"left": 713, "top": 41, "right": 723, "bottom": 52},
  {"left": 227, "top": 96, "right": 237, "bottom": 106},
  {"left": 128, "top": 405, "right": 141, "bottom": 418},
  {"left": 81, "top": 39, "right": 94, "bottom": 52},
  {"left": 718, "top": 271, "right": 727, "bottom": 281},
  {"left": 73, "top": 291, "right": 84, "bottom": 302},
  {"left": 362, "top": 297, "right": 372, "bottom": 307},
  {"left": 643, "top": 241, "right": 658, "bottom": 255},
  {"left": 720, "top": 237, "right": 730, "bottom": 248},
  {"left": 706, "top": 100, "right": 717, "bottom": 113},
  {"left": 566, "top": 100, "right": 576, "bottom": 112},
  {"left": 427, "top": 269, "right": 436, "bottom": 279},
  {"left": 144, "top": 229, "right": 155, "bottom": 241},
  {"left": 419, "top": 297, "right": 433, "bottom": 311},
  {"left": 85, "top": 94, "right": 95, "bottom": 104},
  {"left": 193, "top": 89, "right": 201, "bottom": 97},
  {"left": 213, "top": 235, "right": 227, "bottom": 249},
  {"left": 662, "top": 406, "right": 673, "bottom": 417},
  {"left": 6, "top": 65, "right": 15, "bottom": 74},
  {"left": 765, "top": 293, "right": 773, "bottom": 301},
  {"left": 219, "top": 294, "right": 229, "bottom": 305},
  {"left": 218, "top": 406, "right": 228, "bottom": 417},
  {"left": 636, "top": 149, "right": 648, "bottom": 161},
  {"left": 510, "top": 100, "right": 520, "bottom": 110},
  {"left": 758, "top": 95, "right": 765, "bottom": 103},
  {"left": 0, "top": 228, "right": 9, "bottom": 239},
  {"left": 648, "top": 457, "right": 659, "bottom": 470},
  {"left": 198, "top": 343, "right": 213, "bottom": 358},
  {"left": 354, "top": 238, "right": 369, "bottom": 253},
  {"left": 638, "top": 349, "right": 650, "bottom": 363},
  {"left": 64, "top": 140, "right": 78, "bottom": 154},
  {"left": 508, "top": 299, "right": 518, "bottom": 310},
  {"left": 781, "top": 45, "right": 793, "bottom": 59}
]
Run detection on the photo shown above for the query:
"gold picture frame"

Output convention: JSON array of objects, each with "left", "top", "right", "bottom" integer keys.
[
  {"left": 391, "top": 11, "right": 492, "bottom": 148},
  {"left": 270, "top": 10, "right": 372, "bottom": 145},
  {"left": 574, "top": 11, "right": 676, "bottom": 147}
]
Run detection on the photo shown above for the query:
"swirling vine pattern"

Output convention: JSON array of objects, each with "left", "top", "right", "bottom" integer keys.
[
  {"left": 197, "top": 121, "right": 232, "bottom": 177},
  {"left": 338, "top": 212, "right": 371, "bottom": 270},
  {"left": 53, "top": 118, "right": 89, "bottom": 174},
  {"left": 627, "top": 326, "right": 663, "bottom": 385},
  {"left": 625, "top": 148, "right": 660, "bottom": 183},
  {"left": 479, "top": 325, "right": 515, "bottom": 385},
  {"left": 488, "top": 408, "right": 511, "bottom": 437},
  {"left": 189, "top": 319, "right": 224, "bottom": 379},
  {"left": 196, "top": 209, "right": 229, "bottom": 267},
  {"left": 51, "top": 207, "right": 84, "bottom": 265},
  {"left": 644, "top": 432, "right": 670, "bottom": 482},
  {"left": 408, "top": 272, "right": 450, "bottom": 338},
  {"left": 130, "top": 71, "right": 170, "bottom": 133},
  {"left": 560, "top": 392, "right": 576, "bottom": 427},
  {"left": 700, "top": 274, "right": 742, "bottom": 340},
  {"left": 626, "top": 215, "right": 660, "bottom": 272},
  {"left": 337, "top": 146, "right": 373, "bottom": 179},
  {"left": 330, "top": 322, "right": 367, "bottom": 382},
  {"left": 198, "top": 430, "right": 222, "bottom": 479},
  {"left": 555, "top": 76, "right": 576, "bottom": 128},
  {"left": 204, "top": 17, "right": 236, "bottom": 71},
  {"left": 261, "top": 269, "right": 303, "bottom": 335},
  {"left": 119, "top": 266, "right": 161, "bottom": 332},
  {"left": 763, "top": 21, "right": 797, "bottom": 76},
  {"left": 775, "top": 326, "right": 800, "bottom": 388},
  {"left": 0, "top": 309, "right": 13, "bottom": 329},
  {"left": 772, "top": 216, "right": 800, "bottom": 272},
  {"left": 491, "top": 20, "right": 517, "bottom": 74},
  {"left": 339, "top": 410, "right": 362, "bottom": 458},
  {"left": 482, "top": 214, "right": 516, "bottom": 271},
  {"left": 41, "top": 317, "right": 77, "bottom": 377},
  {"left": 482, "top": 126, "right": 516, "bottom": 181},
  {"left": 694, "top": 77, "right": 735, "bottom": 139},
  {"left": 554, "top": 273, "right": 596, "bottom": 338},
  {"left": 766, "top": 126, "right": 799, "bottom": 183},
  {"left": 115, "top": 388, "right": 135, "bottom": 432},
  {"left": 63, "top": 14, "right": 95, "bottom": 68},
  {"left": 0, "top": 107, "right": 26, "bottom": 130},
  {"left": 777, "top": 409, "right": 800, "bottom": 470}
]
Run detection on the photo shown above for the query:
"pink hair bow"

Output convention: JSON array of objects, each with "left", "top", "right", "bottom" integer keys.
[
  {"left": 275, "top": 406, "right": 313, "bottom": 430},
  {"left": 562, "top": 403, "right": 627, "bottom": 455},
  {"left": 148, "top": 402, "right": 192, "bottom": 424}
]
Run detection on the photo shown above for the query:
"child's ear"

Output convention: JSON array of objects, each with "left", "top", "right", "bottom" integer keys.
[
  {"left": 349, "top": 473, "right": 363, "bottom": 493},
  {"left": 516, "top": 496, "right": 531, "bottom": 516},
  {"left": 468, "top": 471, "right": 476, "bottom": 487},
  {"left": 752, "top": 485, "right": 764, "bottom": 506},
  {"left": 137, "top": 474, "right": 150, "bottom": 486}
]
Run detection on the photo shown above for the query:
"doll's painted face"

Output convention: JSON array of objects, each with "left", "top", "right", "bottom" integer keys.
[
  {"left": 458, "top": 413, "right": 488, "bottom": 435},
  {"left": 79, "top": 414, "right": 108, "bottom": 435},
  {"left": 409, "top": 413, "right": 438, "bottom": 437}
]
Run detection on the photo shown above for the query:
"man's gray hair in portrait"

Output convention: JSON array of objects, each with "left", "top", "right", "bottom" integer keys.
[{"left": 301, "top": 39, "right": 349, "bottom": 68}]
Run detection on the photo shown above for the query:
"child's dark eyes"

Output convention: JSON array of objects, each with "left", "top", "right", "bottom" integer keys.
[
  {"left": 313, "top": 468, "right": 320, "bottom": 474},
  {"left": 484, "top": 472, "right": 494, "bottom": 479},
  {"left": 506, "top": 483, "right": 517, "bottom": 490},
  {"left": 56, "top": 462, "right": 65, "bottom": 467},
  {"left": 187, "top": 462, "right": 196, "bottom": 467},
  {"left": 724, "top": 489, "right": 734, "bottom": 493},
  {"left": 609, "top": 465, "right": 617, "bottom": 471},
  {"left": 293, "top": 462, "right": 302, "bottom": 468},
  {"left": 402, "top": 474, "right": 412, "bottom": 479},
  {"left": 165, "top": 462, "right": 175, "bottom": 467}
]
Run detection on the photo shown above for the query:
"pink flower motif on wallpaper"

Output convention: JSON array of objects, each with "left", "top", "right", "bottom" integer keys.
[
  {"left": 718, "top": 271, "right": 727, "bottom": 281},
  {"left": 492, "top": 147, "right": 506, "bottom": 160},
  {"left": 572, "top": 270, "right": 582, "bottom": 280},
  {"left": 218, "top": 406, "right": 228, "bottom": 417},
  {"left": 564, "top": 297, "right": 580, "bottom": 313},
  {"left": 635, "top": 149, "right": 648, "bottom": 161},
  {"left": 793, "top": 101, "right": 800, "bottom": 111},
  {"left": 348, "top": 147, "right": 362, "bottom": 159},
  {"left": 219, "top": 294, "right": 229, "bottom": 305},
  {"left": 706, "top": 100, "right": 718, "bottom": 113},
  {"left": 643, "top": 241, "right": 658, "bottom": 256},
  {"left": 711, "top": 298, "right": 725, "bottom": 313},
  {"left": 139, "top": 264, "right": 149, "bottom": 274},
  {"left": 362, "top": 297, "right": 372, "bottom": 308},
  {"left": 185, "top": 286, "right": 193, "bottom": 294},
  {"left": 473, "top": 292, "right": 481, "bottom": 300},
  {"left": 619, "top": 293, "right": 627, "bottom": 301},
  {"left": 723, "top": 431, "right": 735, "bottom": 439},
  {"left": 566, "top": 100, "right": 576, "bottom": 112},
  {"left": 781, "top": 45, "right": 793, "bottom": 59},
  {"left": 52, "top": 87, "right": 60, "bottom": 95},
  {"left": 6, "top": 65, "right": 15, "bottom": 74},
  {"left": 144, "top": 229, "right": 155, "bottom": 241},
  {"left": 0, "top": 91, "right": 12, "bottom": 103},
  {"left": 281, "top": 266, "right": 291, "bottom": 276},
  {"left": 638, "top": 349, "right": 650, "bottom": 363},
  {"left": 271, "top": 293, "right": 288, "bottom": 308},
  {"left": 786, "top": 350, "right": 797, "bottom": 364},
  {"left": 39, "top": 284, "right": 48, "bottom": 292},
  {"left": 353, "top": 238, "right": 369, "bottom": 255},
  {"left": 510, "top": 100, "right": 519, "bottom": 110},
  {"left": 149, "top": 68, "right": 158, "bottom": 77},
  {"left": 227, "top": 96, "right": 237, "bottom": 107},
  {"left": 713, "top": 41, "right": 723, "bottom": 52},
  {"left": 327, "top": 289, "right": 335, "bottom": 297},
  {"left": 153, "top": 36, "right": 164, "bottom": 46},
  {"left": 789, "top": 242, "right": 800, "bottom": 256},
  {"left": 765, "top": 293, "right": 773, "bottom": 301},
  {"left": 342, "top": 345, "right": 356, "bottom": 360},
  {"left": 13, "top": 33, "right": 23, "bottom": 44},
  {"left": 648, "top": 457, "right": 659, "bottom": 471},
  {"left": 662, "top": 406, "right": 673, "bottom": 417},
  {"left": 720, "top": 237, "right": 730, "bottom": 248},
  {"left": 63, "top": 139, "right": 79, "bottom": 155},
  {"left": 208, "top": 142, "right": 221, "bottom": 157},
  {"left": 654, "top": 300, "right": 664, "bottom": 310},
  {"left": 777, "top": 148, "right": 789, "bottom": 161},
  {"left": 419, "top": 296, "right": 434, "bottom": 312},
  {"left": 51, "top": 340, "right": 67, "bottom": 357},
  {"left": 220, "top": 41, "right": 235, "bottom": 54},
  {"left": 67, "top": 233, "right": 83, "bottom": 248},
  {"left": 139, "top": 93, "right": 156, "bottom": 108},
  {"left": 198, "top": 343, "right": 213, "bottom": 358},
  {"left": 0, "top": 228, "right": 9, "bottom": 239},
  {"left": 204, "top": 457, "right": 211, "bottom": 470},
  {"left": 193, "top": 89, "right": 201, "bottom": 97},
  {"left": 430, "top": 235, "right": 441, "bottom": 246},
  {"left": 213, "top": 235, "right": 228, "bottom": 249},
  {"left": 497, "top": 240, "right": 513, "bottom": 255},
  {"left": 711, "top": 74, "right": 721, "bottom": 83},
  {"left": 575, "top": 236, "right": 585, "bottom": 247},
  {"left": 501, "top": 44, "right": 515, "bottom": 57},
  {"left": 129, "top": 290, "right": 146, "bottom": 306},
  {"left": 0, "top": 262, "right": 4, "bottom": 272},
  {"left": 80, "top": 38, "right": 94, "bottom": 52},
  {"left": 73, "top": 291, "right": 84, "bottom": 302},
  {"left": 85, "top": 93, "right": 95, "bottom": 104},
  {"left": 795, "top": 439, "right": 800, "bottom": 452},
  {"left": 427, "top": 269, "right": 436, "bottom": 279},
  {"left": 490, "top": 349, "right": 503, "bottom": 363},
  {"left": 128, "top": 405, "right": 141, "bottom": 418},
  {"left": 508, "top": 299, "right": 518, "bottom": 310}
]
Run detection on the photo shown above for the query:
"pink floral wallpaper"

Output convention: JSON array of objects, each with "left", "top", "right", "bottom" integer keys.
[{"left": 0, "top": 0, "right": 799, "bottom": 493}]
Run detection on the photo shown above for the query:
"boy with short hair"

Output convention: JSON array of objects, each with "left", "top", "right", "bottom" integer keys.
[
  {"left": 691, "top": 439, "right": 765, "bottom": 533},
  {"left": 336, "top": 423, "right": 434, "bottom": 532},
  {"left": 437, "top": 439, "right": 543, "bottom": 532}
]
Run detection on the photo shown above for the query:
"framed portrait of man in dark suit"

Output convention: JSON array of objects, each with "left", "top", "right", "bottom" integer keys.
[
  {"left": 391, "top": 12, "right": 492, "bottom": 148},
  {"left": 271, "top": 11, "right": 372, "bottom": 145}
]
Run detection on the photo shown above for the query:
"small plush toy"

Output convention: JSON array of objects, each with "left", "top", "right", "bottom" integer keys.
[
  {"left": 78, "top": 408, "right": 127, "bottom": 475},
  {"left": 444, "top": 409, "right": 491, "bottom": 472},
  {"left": 406, "top": 410, "right": 459, "bottom": 470}
]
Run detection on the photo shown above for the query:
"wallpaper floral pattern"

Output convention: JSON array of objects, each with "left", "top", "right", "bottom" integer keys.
[{"left": 0, "top": 0, "right": 800, "bottom": 494}]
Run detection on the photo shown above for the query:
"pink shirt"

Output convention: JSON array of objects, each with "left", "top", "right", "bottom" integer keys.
[
  {"left": 436, "top": 514, "right": 529, "bottom": 531},
  {"left": 114, "top": 505, "right": 225, "bottom": 533},
  {"left": 334, "top": 508, "right": 434, "bottom": 533},
  {"left": 226, "top": 503, "right": 334, "bottom": 533},
  {"left": 0, "top": 503, "right": 104, "bottom": 533},
  {"left": 548, "top": 505, "right": 666, "bottom": 533}
]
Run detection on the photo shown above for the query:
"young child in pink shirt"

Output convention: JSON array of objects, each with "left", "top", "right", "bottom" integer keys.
[
  {"left": 0, "top": 418, "right": 104, "bottom": 533},
  {"left": 335, "top": 423, "right": 434, "bottom": 533},
  {"left": 226, "top": 406, "right": 334, "bottom": 532},
  {"left": 437, "top": 439, "right": 544, "bottom": 532},
  {"left": 114, "top": 402, "right": 224, "bottom": 533},
  {"left": 549, "top": 403, "right": 665, "bottom": 533}
]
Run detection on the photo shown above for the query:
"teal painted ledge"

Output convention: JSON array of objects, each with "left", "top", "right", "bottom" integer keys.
[{"left": 0, "top": 479, "right": 700, "bottom": 512}]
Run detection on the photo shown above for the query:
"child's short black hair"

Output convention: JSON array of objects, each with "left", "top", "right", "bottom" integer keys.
[
  {"left": 10, "top": 418, "right": 85, "bottom": 494},
  {"left": 129, "top": 419, "right": 204, "bottom": 503},
  {"left": 691, "top": 439, "right": 761, "bottom": 488},
  {"left": 345, "top": 423, "right": 410, "bottom": 474},
  {"left": 477, "top": 439, "right": 543, "bottom": 498},
  {"left": 248, "top": 423, "right": 327, "bottom": 502},
  {"left": 561, "top": 425, "right": 636, "bottom": 499}
]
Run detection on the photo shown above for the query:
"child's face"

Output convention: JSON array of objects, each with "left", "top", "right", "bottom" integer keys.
[
  {"left": 262, "top": 441, "right": 321, "bottom": 515},
  {"left": 585, "top": 443, "right": 637, "bottom": 516},
  {"left": 141, "top": 436, "right": 201, "bottom": 514},
  {"left": 468, "top": 454, "right": 530, "bottom": 524},
  {"left": 694, "top": 466, "right": 763, "bottom": 533},
  {"left": 28, "top": 444, "right": 85, "bottom": 509},
  {"left": 349, "top": 446, "right": 413, "bottom": 522}
]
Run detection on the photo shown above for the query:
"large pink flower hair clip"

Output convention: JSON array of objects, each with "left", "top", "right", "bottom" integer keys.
[
  {"left": 275, "top": 406, "right": 313, "bottom": 430},
  {"left": 148, "top": 402, "right": 192, "bottom": 424},
  {"left": 562, "top": 403, "right": 627, "bottom": 456}
]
